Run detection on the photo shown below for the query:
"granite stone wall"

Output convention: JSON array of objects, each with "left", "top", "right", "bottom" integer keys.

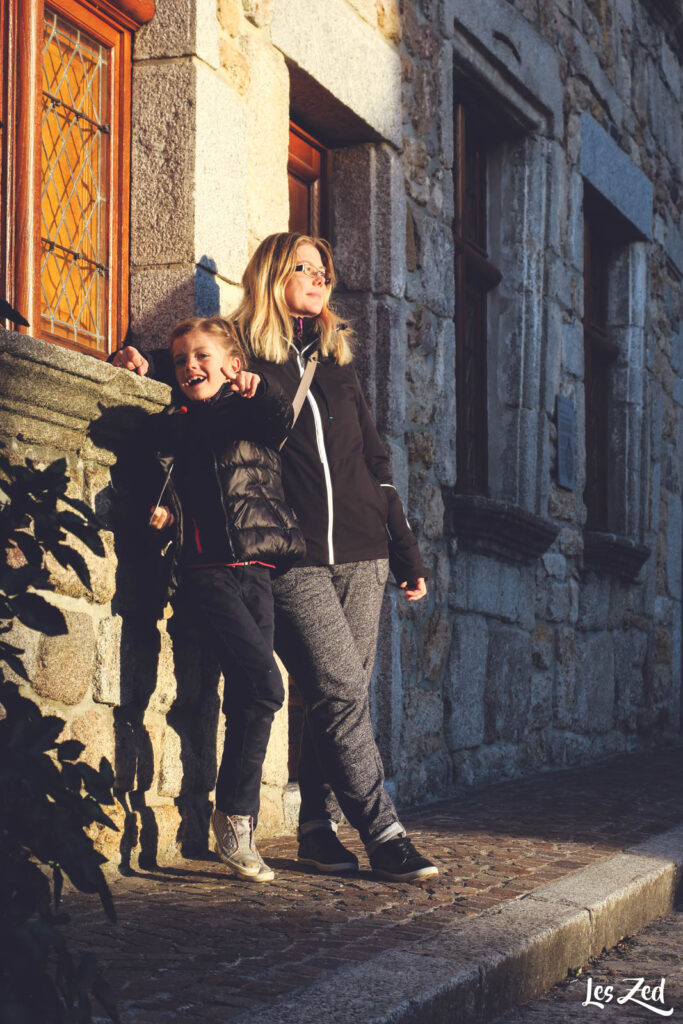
[{"left": 4, "top": 0, "right": 681, "bottom": 867}]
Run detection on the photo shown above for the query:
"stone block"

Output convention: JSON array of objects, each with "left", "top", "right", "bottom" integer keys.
[
  {"left": 261, "top": 658, "right": 289, "bottom": 788},
  {"left": 150, "top": 625, "right": 178, "bottom": 715},
  {"left": 257, "top": 783, "right": 285, "bottom": 836},
  {"left": 130, "top": 265, "right": 196, "bottom": 349},
  {"left": 131, "top": 60, "right": 247, "bottom": 281},
  {"left": 134, "top": 0, "right": 219, "bottom": 66},
  {"left": 452, "top": 0, "right": 563, "bottom": 136},
  {"left": 242, "top": 0, "right": 272, "bottom": 27},
  {"left": 562, "top": 320, "right": 584, "bottom": 379},
  {"left": 157, "top": 723, "right": 184, "bottom": 797},
  {"left": 580, "top": 114, "right": 653, "bottom": 239},
  {"left": 70, "top": 708, "right": 115, "bottom": 769},
  {"left": 33, "top": 606, "right": 96, "bottom": 706},
  {"left": 484, "top": 624, "right": 532, "bottom": 743},
  {"left": 420, "top": 215, "right": 454, "bottom": 317},
  {"left": 270, "top": 0, "right": 402, "bottom": 147},
  {"left": 547, "top": 581, "right": 571, "bottom": 623},
  {"left": 46, "top": 530, "right": 116, "bottom": 605},
  {"left": 195, "top": 63, "right": 248, "bottom": 282},
  {"left": 243, "top": 37, "right": 289, "bottom": 248},
  {"left": 1, "top": 620, "right": 39, "bottom": 686},
  {"left": 375, "top": 297, "right": 406, "bottom": 435},
  {"left": 153, "top": 804, "right": 185, "bottom": 865},
  {"left": 575, "top": 631, "right": 615, "bottom": 733},
  {"left": 554, "top": 626, "right": 576, "bottom": 729},
  {"left": 422, "top": 610, "right": 451, "bottom": 682},
  {"left": 542, "top": 553, "right": 567, "bottom": 580},
  {"left": 374, "top": 145, "right": 406, "bottom": 299},
  {"left": 445, "top": 614, "right": 487, "bottom": 750},
  {"left": 94, "top": 616, "right": 122, "bottom": 707},
  {"left": 131, "top": 62, "right": 197, "bottom": 266},
  {"left": 331, "top": 146, "right": 375, "bottom": 292},
  {"left": 421, "top": 483, "right": 444, "bottom": 540},
  {"left": 665, "top": 493, "right": 682, "bottom": 599},
  {"left": 498, "top": 563, "right": 522, "bottom": 624},
  {"left": 405, "top": 347, "right": 435, "bottom": 426},
  {"left": 577, "top": 577, "right": 611, "bottom": 630}
]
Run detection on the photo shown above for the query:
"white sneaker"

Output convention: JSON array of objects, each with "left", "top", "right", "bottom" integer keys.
[
  {"left": 252, "top": 844, "right": 275, "bottom": 882},
  {"left": 211, "top": 811, "right": 260, "bottom": 879}
]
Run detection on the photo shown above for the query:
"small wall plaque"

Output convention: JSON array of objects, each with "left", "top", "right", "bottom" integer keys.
[{"left": 556, "top": 395, "right": 575, "bottom": 490}]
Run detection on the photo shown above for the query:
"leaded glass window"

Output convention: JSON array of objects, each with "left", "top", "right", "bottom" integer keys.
[{"left": 41, "top": 10, "right": 109, "bottom": 351}]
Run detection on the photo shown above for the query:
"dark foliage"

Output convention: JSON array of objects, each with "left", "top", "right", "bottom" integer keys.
[{"left": 0, "top": 447, "right": 119, "bottom": 1023}]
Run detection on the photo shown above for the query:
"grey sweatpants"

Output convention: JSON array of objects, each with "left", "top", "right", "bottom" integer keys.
[{"left": 272, "top": 559, "right": 403, "bottom": 848}]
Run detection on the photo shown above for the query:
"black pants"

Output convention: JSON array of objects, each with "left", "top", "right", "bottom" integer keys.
[{"left": 178, "top": 565, "right": 284, "bottom": 824}]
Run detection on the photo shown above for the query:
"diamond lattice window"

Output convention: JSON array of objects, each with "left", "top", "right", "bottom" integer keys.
[
  {"left": 41, "top": 11, "right": 109, "bottom": 351},
  {"left": 1, "top": 0, "right": 150, "bottom": 357}
]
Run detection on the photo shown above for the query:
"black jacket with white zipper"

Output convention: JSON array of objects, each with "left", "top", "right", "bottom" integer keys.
[
  {"left": 130, "top": 319, "right": 429, "bottom": 585},
  {"left": 148, "top": 379, "right": 306, "bottom": 601},
  {"left": 249, "top": 318, "right": 429, "bottom": 585}
]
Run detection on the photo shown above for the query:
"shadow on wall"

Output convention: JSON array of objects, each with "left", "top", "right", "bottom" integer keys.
[
  {"left": 89, "top": 374, "right": 224, "bottom": 871},
  {"left": 125, "top": 258, "right": 222, "bottom": 351}
]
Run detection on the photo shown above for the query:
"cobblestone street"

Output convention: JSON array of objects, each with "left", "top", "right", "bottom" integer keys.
[{"left": 62, "top": 747, "right": 683, "bottom": 1023}]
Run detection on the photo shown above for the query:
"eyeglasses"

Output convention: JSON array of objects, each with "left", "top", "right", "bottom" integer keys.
[{"left": 294, "top": 262, "right": 331, "bottom": 285}]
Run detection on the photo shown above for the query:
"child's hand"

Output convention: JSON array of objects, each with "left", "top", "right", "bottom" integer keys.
[
  {"left": 224, "top": 368, "right": 260, "bottom": 397},
  {"left": 400, "top": 578, "right": 427, "bottom": 602},
  {"left": 149, "top": 505, "right": 175, "bottom": 529}
]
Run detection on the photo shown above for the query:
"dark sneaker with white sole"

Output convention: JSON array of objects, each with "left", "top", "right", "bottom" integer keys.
[
  {"left": 297, "top": 828, "right": 359, "bottom": 873},
  {"left": 370, "top": 835, "right": 438, "bottom": 882}
]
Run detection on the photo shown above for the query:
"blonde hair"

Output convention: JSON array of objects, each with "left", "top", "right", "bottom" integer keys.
[
  {"left": 168, "top": 316, "right": 247, "bottom": 366},
  {"left": 232, "top": 233, "right": 354, "bottom": 364}
]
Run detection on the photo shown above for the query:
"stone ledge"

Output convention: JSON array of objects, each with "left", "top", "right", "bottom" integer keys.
[
  {"left": 445, "top": 492, "right": 560, "bottom": 566},
  {"left": 0, "top": 329, "right": 170, "bottom": 449},
  {"left": 582, "top": 529, "right": 651, "bottom": 581}
]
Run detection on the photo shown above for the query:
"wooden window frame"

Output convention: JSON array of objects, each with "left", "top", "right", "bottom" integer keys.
[
  {"left": 583, "top": 215, "right": 619, "bottom": 531},
  {"left": 288, "top": 121, "right": 329, "bottom": 240},
  {"left": 453, "top": 102, "right": 502, "bottom": 497},
  {"left": 1, "top": 0, "right": 153, "bottom": 358}
]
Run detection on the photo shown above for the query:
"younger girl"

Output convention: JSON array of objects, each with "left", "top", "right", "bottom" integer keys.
[{"left": 148, "top": 316, "right": 304, "bottom": 882}]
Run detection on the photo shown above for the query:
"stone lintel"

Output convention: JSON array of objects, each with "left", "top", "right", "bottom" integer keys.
[
  {"left": 445, "top": 493, "right": 560, "bottom": 565},
  {"left": 270, "top": 0, "right": 402, "bottom": 147},
  {"left": 451, "top": 0, "right": 563, "bottom": 137},
  {"left": 580, "top": 114, "right": 653, "bottom": 240}
]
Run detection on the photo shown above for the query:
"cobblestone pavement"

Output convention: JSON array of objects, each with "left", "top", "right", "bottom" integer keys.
[
  {"left": 495, "top": 906, "right": 683, "bottom": 1022},
  {"left": 64, "top": 746, "right": 683, "bottom": 1023}
]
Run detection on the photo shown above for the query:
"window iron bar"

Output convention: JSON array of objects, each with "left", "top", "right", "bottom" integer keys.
[
  {"left": 41, "top": 237, "right": 107, "bottom": 273},
  {"left": 43, "top": 90, "right": 110, "bottom": 134}
]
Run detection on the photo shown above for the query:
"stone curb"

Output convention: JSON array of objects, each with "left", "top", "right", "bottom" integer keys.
[{"left": 230, "top": 824, "right": 683, "bottom": 1024}]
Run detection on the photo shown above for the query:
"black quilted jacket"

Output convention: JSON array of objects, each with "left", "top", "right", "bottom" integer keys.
[{"left": 148, "top": 379, "right": 306, "bottom": 599}]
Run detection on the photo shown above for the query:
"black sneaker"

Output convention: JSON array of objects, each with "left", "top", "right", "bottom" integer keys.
[
  {"left": 370, "top": 835, "right": 438, "bottom": 882},
  {"left": 297, "top": 828, "right": 359, "bottom": 873}
]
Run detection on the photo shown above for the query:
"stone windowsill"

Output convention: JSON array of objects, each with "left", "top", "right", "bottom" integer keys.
[
  {"left": 582, "top": 529, "right": 651, "bottom": 581},
  {"left": 444, "top": 492, "right": 560, "bottom": 566}
]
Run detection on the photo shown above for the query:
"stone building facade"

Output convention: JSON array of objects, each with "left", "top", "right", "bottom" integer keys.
[{"left": 1, "top": 0, "right": 681, "bottom": 865}]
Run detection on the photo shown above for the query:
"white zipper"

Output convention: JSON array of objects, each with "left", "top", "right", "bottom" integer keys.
[{"left": 297, "top": 348, "right": 335, "bottom": 564}]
